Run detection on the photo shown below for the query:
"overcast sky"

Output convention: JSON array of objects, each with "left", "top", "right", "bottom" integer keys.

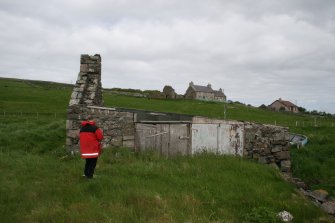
[{"left": 1, "top": 0, "right": 335, "bottom": 113}]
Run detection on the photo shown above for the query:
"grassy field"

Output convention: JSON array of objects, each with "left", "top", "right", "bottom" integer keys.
[
  {"left": 104, "top": 93, "right": 334, "bottom": 128},
  {"left": 0, "top": 78, "right": 71, "bottom": 114},
  {"left": 104, "top": 94, "right": 335, "bottom": 195},
  {"left": 0, "top": 78, "right": 334, "bottom": 222}
]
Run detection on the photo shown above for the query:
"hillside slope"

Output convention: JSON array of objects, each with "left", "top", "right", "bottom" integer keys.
[{"left": 0, "top": 77, "right": 334, "bottom": 222}]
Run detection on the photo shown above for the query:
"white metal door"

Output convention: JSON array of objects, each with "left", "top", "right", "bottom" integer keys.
[
  {"left": 217, "top": 124, "right": 244, "bottom": 156},
  {"left": 191, "top": 124, "right": 218, "bottom": 154}
]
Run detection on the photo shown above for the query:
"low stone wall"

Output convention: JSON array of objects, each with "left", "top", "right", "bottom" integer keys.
[
  {"left": 244, "top": 123, "right": 291, "bottom": 172},
  {"left": 66, "top": 105, "right": 135, "bottom": 152},
  {"left": 106, "top": 90, "right": 148, "bottom": 98}
]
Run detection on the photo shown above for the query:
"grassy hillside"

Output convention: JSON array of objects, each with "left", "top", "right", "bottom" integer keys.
[
  {"left": 0, "top": 77, "right": 334, "bottom": 222},
  {"left": 0, "top": 78, "right": 72, "bottom": 114},
  {"left": 104, "top": 94, "right": 335, "bottom": 195},
  {"left": 104, "top": 93, "right": 333, "bottom": 127},
  {"left": 0, "top": 116, "right": 330, "bottom": 222}
]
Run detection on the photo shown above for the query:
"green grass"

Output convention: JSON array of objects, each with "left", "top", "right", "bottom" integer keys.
[
  {"left": 104, "top": 94, "right": 335, "bottom": 195},
  {"left": 291, "top": 126, "right": 335, "bottom": 194},
  {"left": 0, "top": 77, "right": 334, "bottom": 222},
  {"left": 0, "top": 116, "right": 330, "bottom": 222},
  {"left": 0, "top": 78, "right": 72, "bottom": 113},
  {"left": 104, "top": 94, "right": 333, "bottom": 128}
]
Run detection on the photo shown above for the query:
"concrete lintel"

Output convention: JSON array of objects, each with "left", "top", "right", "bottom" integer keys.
[
  {"left": 138, "top": 120, "right": 192, "bottom": 124},
  {"left": 87, "top": 105, "right": 116, "bottom": 111}
]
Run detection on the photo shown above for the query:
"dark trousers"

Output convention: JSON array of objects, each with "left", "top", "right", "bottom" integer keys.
[{"left": 84, "top": 158, "right": 98, "bottom": 178}]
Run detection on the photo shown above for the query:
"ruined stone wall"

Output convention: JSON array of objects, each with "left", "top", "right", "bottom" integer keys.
[
  {"left": 162, "top": 85, "right": 176, "bottom": 99},
  {"left": 69, "top": 54, "right": 103, "bottom": 107},
  {"left": 66, "top": 106, "right": 136, "bottom": 152},
  {"left": 67, "top": 54, "right": 102, "bottom": 151},
  {"left": 244, "top": 123, "right": 291, "bottom": 172},
  {"left": 66, "top": 54, "right": 136, "bottom": 152}
]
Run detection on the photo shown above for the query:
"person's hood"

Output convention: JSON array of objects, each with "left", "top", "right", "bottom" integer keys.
[{"left": 81, "top": 121, "right": 96, "bottom": 126}]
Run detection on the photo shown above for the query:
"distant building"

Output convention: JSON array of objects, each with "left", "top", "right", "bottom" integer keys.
[
  {"left": 184, "top": 81, "right": 226, "bottom": 102},
  {"left": 162, "top": 85, "right": 177, "bottom": 99},
  {"left": 214, "top": 88, "right": 226, "bottom": 101},
  {"left": 269, "top": 98, "right": 298, "bottom": 113}
]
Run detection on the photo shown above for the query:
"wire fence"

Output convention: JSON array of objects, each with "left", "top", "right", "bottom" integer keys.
[
  {"left": 271, "top": 119, "right": 335, "bottom": 128},
  {"left": 1, "top": 111, "right": 334, "bottom": 127},
  {"left": 1, "top": 111, "right": 67, "bottom": 119}
]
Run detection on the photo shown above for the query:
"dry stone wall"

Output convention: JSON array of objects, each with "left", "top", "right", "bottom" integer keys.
[
  {"left": 66, "top": 105, "right": 135, "bottom": 152},
  {"left": 244, "top": 123, "right": 291, "bottom": 172}
]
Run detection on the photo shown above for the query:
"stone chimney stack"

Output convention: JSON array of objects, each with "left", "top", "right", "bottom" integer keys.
[
  {"left": 69, "top": 54, "right": 103, "bottom": 107},
  {"left": 189, "top": 81, "right": 194, "bottom": 86},
  {"left": 66, "top": 54, "right": 103, "bottom": 152}
]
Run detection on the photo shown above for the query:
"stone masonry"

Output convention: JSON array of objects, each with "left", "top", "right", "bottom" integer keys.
[
  {"left": 66, "top": 54, "right": 135, "bottom": 152},
  {"left": 69, "top": 54, "right": 103, "bottom": 107},
  {"left": 244, "top": 123, "right": 291, "bottom": 172},
  {"left": 66, "top": 54, "right": 291, "bottom": 172}
]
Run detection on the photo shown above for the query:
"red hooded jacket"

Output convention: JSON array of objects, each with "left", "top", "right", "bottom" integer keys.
[{"left": 79, "top": 121, "right": 103, "bottom": 158}]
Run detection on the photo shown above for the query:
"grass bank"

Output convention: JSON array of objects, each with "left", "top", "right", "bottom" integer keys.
[
  {"left": 0, "top": 116, "right": 331, "bottom": 222},
  {"left": 0, "top": 78, "right": 334, "bottom": 222}
]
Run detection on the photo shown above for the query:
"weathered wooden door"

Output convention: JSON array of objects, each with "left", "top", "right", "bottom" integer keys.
[
  {"left": 168, "top": 124, "right": 189, "bottom": 156},
  {"left": 135, "top": 124, "right": 157, "bottom": 151},
  {"left": 135, "top": 123, "right": 190, "bottom": 156}
]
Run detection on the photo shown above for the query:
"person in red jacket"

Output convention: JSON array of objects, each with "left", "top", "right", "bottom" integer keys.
[{"left": 79, "top": 115, "right": 103, "bottom": 179}]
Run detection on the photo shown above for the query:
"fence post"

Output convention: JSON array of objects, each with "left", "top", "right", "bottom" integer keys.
[
  {"left": 223, "top": 104, "right": 226, "bottom": 120},
  {"left": 295, "top": 121, "right": 298, "bottom": 127}
]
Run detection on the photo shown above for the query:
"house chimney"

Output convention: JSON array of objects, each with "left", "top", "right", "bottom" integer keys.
[
  {"left": 207, "top": 83, "right": 212, "bottom": 89},
  {"left": 219, "top": 88, "right": 223, "bottom": 92},
  {"left": 279, "top": 98, "right": 282, "bottom": 101},
  {"left": 189, "top": 81, "right": 194, "bottom": 86}
]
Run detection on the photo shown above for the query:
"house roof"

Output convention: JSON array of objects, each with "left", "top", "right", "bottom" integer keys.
[
  {"left": 271, "top": 99, "right": 297, "bottom": 107},
  {"left": 192, "top": 85, "right": 213, "bottom": 93},
  {"left": 191, "top": 85, "right": 214, "bottom": 93},
  {"left": 213, "top": 90, "right": 225, "bottom": 97},
  {"left": 280, "top": 100, "right": 296, "bottom": 107},
  {"left": 188, "top": 82, "right": 225, "bottom": 97}
]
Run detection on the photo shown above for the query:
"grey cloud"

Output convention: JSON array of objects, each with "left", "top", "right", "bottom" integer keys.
[{"left": 0, "top": 0, "right": 334, "bottom": 113}]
